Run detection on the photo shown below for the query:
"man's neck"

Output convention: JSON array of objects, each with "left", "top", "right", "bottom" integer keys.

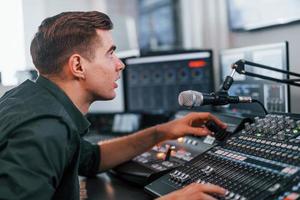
[{"left": 45, "top": 76, "right": 91, "bottom": 114}]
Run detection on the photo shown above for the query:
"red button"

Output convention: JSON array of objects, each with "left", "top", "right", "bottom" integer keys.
[{"left": 284, "top": 192, "right": 300, "bottom": 200}]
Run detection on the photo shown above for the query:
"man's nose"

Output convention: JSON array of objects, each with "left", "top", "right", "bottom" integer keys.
[{"left": 117, "top": 58, "right": 125, "bottom": 71}]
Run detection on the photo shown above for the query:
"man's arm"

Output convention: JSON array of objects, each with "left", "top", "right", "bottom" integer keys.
[
  {"left": 98, "top": 112, "right": 226, "bottom": 171},
  {"left": 98, "top": 125, "right": 162, "bottom": 171}
]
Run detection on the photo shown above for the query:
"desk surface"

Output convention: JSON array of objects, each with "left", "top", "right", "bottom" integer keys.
[{"left": 80, "top": 173, "right": 153, "bottom": 200}]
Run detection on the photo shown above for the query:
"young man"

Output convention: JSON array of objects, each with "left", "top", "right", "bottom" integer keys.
[{"left": 0, "top": 11, "right": 226, "bottom": 200}]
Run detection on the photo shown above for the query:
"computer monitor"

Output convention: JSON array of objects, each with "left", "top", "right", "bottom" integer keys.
[
  {"left": 220, "top": 42, "right": 290, "bottom": 114},
  {"left": 124, "top": 50, "right": 214, "bottom": 113}
]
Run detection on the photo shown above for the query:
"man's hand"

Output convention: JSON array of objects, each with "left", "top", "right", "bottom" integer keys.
[
  {"left": 156, "top": 112, "right": 227, "bottom": 140},
  {"left": 157, "top": 183, "right": 226, "bottom": 200}
]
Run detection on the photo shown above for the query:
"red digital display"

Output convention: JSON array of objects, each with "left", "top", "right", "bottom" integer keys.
[{"left": 188, "top": 60, "right": 207, "bottom": 68}]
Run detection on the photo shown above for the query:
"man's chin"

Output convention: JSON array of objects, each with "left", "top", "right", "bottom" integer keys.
[{"left": 95, "top": 94, "right": 116, "bottom": 101}]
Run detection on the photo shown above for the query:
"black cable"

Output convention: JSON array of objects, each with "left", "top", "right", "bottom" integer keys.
[{"left": 252, "top": 99, "right": 268, "bottom": 115}]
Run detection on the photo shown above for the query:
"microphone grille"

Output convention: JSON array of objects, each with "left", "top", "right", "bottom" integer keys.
[{"left": 178, "top": 90, "right": 203, "bottom": 107}]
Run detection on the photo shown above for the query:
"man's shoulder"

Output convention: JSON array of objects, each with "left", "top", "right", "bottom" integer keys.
[
  {"left": 0, "top": 80, "right": 76, "bottom": 137},
  {"left": 0, "top": 80, "right": 64, "bottom": 116},
  {"left": 1, "top": 80, "right": 43, "bottom": 100}
]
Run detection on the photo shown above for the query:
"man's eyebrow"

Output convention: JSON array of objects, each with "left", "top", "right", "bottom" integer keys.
[{"left": 107, "top": 45, "right": 117, "bottom": 53}]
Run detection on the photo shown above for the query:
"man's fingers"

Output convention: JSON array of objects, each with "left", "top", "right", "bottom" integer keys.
[
  {"left": 192, "top": 112, "right": 227, "bottom": 129},
  {"left": 209, "top": 115, "right": 227, "bottom": 129},
  {"left": 184, "top": 183, "right": 226, "bottom": 198},
  {"left": 187, "top": 127, "right": 211, "bottom": 136},
  {"left": 197, "top": 183, "right": 227, "bottom": 196}
]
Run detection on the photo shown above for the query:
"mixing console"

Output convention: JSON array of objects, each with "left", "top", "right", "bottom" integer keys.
[
  {"left": 145, "top": 114, "right": 300, "bottom": 200},
  {"left": 111, "top": 112, "right": 249, "bottom": 185}
]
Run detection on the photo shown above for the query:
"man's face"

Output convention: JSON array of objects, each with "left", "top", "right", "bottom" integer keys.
[{"left": 82, "top": 30, "right": 125, "bottom": 101}]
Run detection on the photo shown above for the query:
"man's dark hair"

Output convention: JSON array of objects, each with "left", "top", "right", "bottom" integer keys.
[{"left": 30, "top": 11, "right": 113, "bottom": 75}]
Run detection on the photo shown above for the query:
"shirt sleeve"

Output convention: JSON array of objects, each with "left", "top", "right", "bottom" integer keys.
[
  {"left": 0, "top": 117, "right": 70, "bottom": 200},
  {"left": 78, "top": 139, "right": 100, "bottom": 177}
]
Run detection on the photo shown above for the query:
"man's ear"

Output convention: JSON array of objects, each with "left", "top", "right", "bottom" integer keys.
[{"left": 68, "top": 54, "right": 86, "bottom": 79}]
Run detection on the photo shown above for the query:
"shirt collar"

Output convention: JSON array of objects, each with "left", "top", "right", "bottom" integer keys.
[{"left": 36, "top": 76, "right": 90, "bottom": 135}]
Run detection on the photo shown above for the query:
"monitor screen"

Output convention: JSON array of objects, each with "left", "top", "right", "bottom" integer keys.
[
  {"left": 220, "top": 42, "right": 290, "bottom": 114},
  {"left": 125, "top": 50, "right": 214, "bottom": 113}
]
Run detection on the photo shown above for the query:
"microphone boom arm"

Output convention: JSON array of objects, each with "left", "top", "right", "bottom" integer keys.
[{"left": 232, "top": 59, "right": 300, "bottom": 87}]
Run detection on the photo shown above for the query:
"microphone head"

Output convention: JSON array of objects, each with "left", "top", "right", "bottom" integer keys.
[{"left": 178, "top": 90, "right": 203, "bottom": 107}]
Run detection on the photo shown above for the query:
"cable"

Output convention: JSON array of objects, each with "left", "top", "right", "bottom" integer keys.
[{"left": 252, "top": 99, "right": 268, "bottom": 115}]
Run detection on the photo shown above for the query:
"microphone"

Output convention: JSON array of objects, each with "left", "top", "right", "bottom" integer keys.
[{"left": 178, "top": 90, "right": 252, "bottom": 107}]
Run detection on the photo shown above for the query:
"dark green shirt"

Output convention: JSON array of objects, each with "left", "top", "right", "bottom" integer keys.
[{"left": 0, "top": 76, "right": 100, "bottom": 200}]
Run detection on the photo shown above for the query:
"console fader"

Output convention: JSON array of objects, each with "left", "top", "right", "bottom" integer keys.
[{"left": 145, "top": 114, "right": 300, "bottom": 200}]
